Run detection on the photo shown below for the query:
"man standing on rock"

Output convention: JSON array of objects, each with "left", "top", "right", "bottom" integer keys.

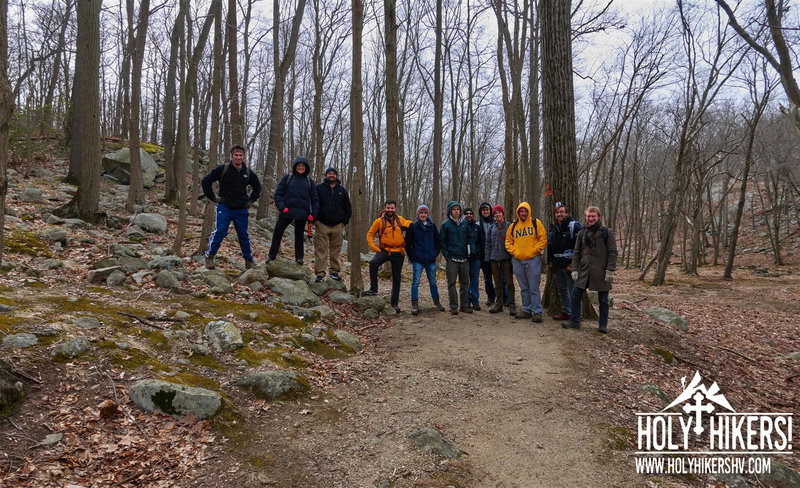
[
  {"left": 548, "top": 203, "right": 581, "bottom": 320},
  {"left": 440, "top": 201, "right": 474, "bottom": 315},
  {"left": 505, "top": 202, "right": 547, "bottom": 323},
  {"left": 202, "top": 145, "right": 262, "bottom": 270},
  {"left": 562, "top": 206, "right": 617, "bottom": 334},
  {"left": 313, "top": 167, "right": 352, "bottom": 283},
  {"left": 364, "top": 200, "right": 412, "bottom": 314}
]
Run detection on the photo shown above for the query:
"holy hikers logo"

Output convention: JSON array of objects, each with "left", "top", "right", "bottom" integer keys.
[{"left": 635, "top": 371, "right": 793, "bottom": 475}]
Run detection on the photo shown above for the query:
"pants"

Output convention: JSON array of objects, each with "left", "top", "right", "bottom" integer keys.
[
  {"left": 445, "top": 259, "right": 470, "bottom": 310},
  {"left": 313, "top": 221, "right": 344, "bottom": 276},
  {"left": 481, "top": 260, "right": 498, "bottom": 303},
  {"left": 570, "top": 287, "right": 609, "bottom": 326},
  {"left": 553, "top": 267, "right": 575, "bottom": 315},
  {"left": 411, "top": 261, "right": 439, "bottom": 301},
  {"left": 269, "top": 215, "right": 306, "bottom": 261},
  {"left": 369, "top": 251, "right": 404, "bottom": 307},
  {"left": 512, "top": 256, "right": 542, "bottom": 314},
  {"left": 490, "top": 260, "right": 515, "bottom": 306},
  {"left": 206, "top": 203, "right": 252, "bottom": 261},
  {"left": 468, "top": 259, "right": 481, "bottom": 306}
]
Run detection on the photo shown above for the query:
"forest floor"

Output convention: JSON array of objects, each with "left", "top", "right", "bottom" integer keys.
[{"left": 0, "top": 153, "right": 799, "bottom": 487}]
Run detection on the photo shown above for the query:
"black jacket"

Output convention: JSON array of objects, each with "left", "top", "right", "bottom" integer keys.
[
  {"left": 202, "top": 162, "right": 261, "bottom": 210},
  {"left": 274, "top": 161, "right": 319, "bottom": 220},
  {"left": 547, "top": 216, "right": 581, "bottom": 269},
  {"left": 315, "top": 181, "right": 352, "bottom": 226}
]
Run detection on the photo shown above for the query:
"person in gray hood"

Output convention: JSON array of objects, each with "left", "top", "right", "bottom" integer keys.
[
  {"left": 484, "top": 205, "right": 516, "bottom": 316},
  {"left": 439, "top": 201, "right": 474, "bottom": 315}
]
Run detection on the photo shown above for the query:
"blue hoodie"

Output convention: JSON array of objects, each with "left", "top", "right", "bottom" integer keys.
[{"left": 405, "top": 217, "right": 440, "bottom": 264}]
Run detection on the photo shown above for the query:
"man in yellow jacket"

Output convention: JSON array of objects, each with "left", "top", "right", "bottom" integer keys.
[
  {"left": 364, "top": 200, "right": 412, "bottom": 313},
  {"left": 505, "top": 202, "right": 547, "bottom": 322}
]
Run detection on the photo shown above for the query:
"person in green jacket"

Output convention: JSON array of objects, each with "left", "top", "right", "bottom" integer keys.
[{"left": 439, "top": 201, "right": 475, "bottom": 315}]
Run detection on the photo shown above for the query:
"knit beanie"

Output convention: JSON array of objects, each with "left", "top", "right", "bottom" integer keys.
[
  {"left": 464, "top": 207, "right": 474, "bottom": 214},
  {"left": 492, "top": 204, "right": 505, "bottom": 216},
  {"left": 324, "top": 167, "right": 338, "bottom": 176},
  {"left": 416, "top": 204, "right": 430, "bottom": 216}
]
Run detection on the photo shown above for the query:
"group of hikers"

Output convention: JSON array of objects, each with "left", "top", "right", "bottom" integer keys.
[{"left": 201, "top": 147, "right": 618, "bottom": 333}]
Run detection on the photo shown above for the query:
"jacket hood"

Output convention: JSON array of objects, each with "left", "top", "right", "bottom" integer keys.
[
  {"left": 446, "top": 200, "right": 463, "bottom": 224},
  {"left": 292, "top": 156, "right": 309, "bottom": 175},
  {"left": 479, "top": 202, "right": 493, "bottom": 223},
  {"left": 516, "top": 202, "right": 532, "bottom": 222}
]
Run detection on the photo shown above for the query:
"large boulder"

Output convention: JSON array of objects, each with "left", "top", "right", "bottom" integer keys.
[
  {"left": 134, "top": 213, "right": 168, "bottom": 234},
  {"left": 102, "top": 147, "right": 159, "bottom": 188},
  {"left": 51, "top": 336, "right": 90, "bottom": 359},
  {"left": 265, "top": 260, "right": 313, "bottom": 283},
  {"left": 149, "top": 255, "right": 185, "bottom": 271},
  {"left": 236, "top": 269, "right": 267, "bottom": 285},
  {"left": 19, "top": 187, "right": 42, "bottom": 202},
  {"left": 333, "top": 329, "right": 361, "bottom": 352},
  {"left": 88, "top": 265, "right": 123, "bottom": 284},
  {"left": 3, "top": 333, "right": 38, "bottom": 349},
  {"left": 328, "top": 291, "right": 355, "bottom": 304},
  {"left": 407, "top": 427, "right": 460, "bottom": 459},
  {"left": 354, "top": 295, "right": 387, "bottom": 313},
  {"left": 204, "top": 271, "right": 233, "bottom": 294},
  {"left": 644, "top": 307, "right": 688, "bottom": 331},
  {"left": 129, "top": 379, "right": 221, "bottom": 419},
  {"left": 204, "top": 321, "right": 243, "bottom": 352},
  {"left": 308, "top": 277, "right": 348, "bottom": 296},
  {"left": 235, "top": 370, "right": 309, "bottom": 400},
  {"left": 266, "top": 278, "right": 322, "bottom": 307},
  {"left": 92, "top": 257, "right": 148, "bottom": 273}
]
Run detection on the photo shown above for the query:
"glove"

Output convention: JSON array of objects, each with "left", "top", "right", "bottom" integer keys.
[
  {"left": 308, "top": 214, "right": 314, "bottom": 222},
  {"left": 571, "top": 271, "right": 578, "bottom": 282},
  {"left": 566, "top": 265, "right": 572, "bottom": 272},
  {"left": 282, "top": 208, "right": 289, "bottom": 214},
  {"left": 605, "top": 270, "right": 615, "bottom": 283}
]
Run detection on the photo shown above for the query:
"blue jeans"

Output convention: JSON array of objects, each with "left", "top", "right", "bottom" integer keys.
[
  {"left": 411, "top": 262, "right": 439, "bottom": 301},
  {"left": 553, "top": 267, "right": 574, "bottom": 315},
  {"left": 512, "top": 256, "right": 542, "bottom": 314},
  {"left": 468, "top": 259, "right": 481, "bottom": 306},
  {"left": 570, "top": 287, "right": 609, "bottom": 326},
  {"left": 206, "top": 203, "right": 252, "bottom": 261}
]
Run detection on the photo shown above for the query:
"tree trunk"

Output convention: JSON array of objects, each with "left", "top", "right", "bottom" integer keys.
[
  {"left": 228, "top": 0, "right": 243, "bottom": 146},
  {"left": 0, "top": 0, "right": 13, "bottom": 265},
  {"left": 432, "top": 0, "right": 442, "bottom": 222},
  {"left": 162, "top": 1, "right": 185, "bottom": 204},
  {"left": 126, "top": 0, "right": 150, "bottom": 213},
  {"left": 348, "top": 0, "right": 365, "bottom": 294},
  {"left": 384, "top": 0, "right": 399, "bottom": 200}
]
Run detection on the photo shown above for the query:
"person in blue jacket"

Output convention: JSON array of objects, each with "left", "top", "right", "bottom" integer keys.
[
  {"left": 405, "top": 205, "right": 445, "bottom": 315},
  {"left": 202, "top": 145, "right": 262, "bottom": 270},
  {"left": 267, "top": 156, "right": 319, "bottom": 265}
]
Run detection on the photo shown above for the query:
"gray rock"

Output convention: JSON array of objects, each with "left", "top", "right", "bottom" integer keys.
[
  {"left": 204, "top": 320, "right": 243, "bottom": 352},
  {"left": 3, "top": 333, "right": 39, "bottom": 348},
  {"left": 407, "top": 427, "right": 460, "bottom": 459},
  {"left": 149, "top": 257, "right": 184, "bottom": 273},
  {"left": 248, "top": 282, "right": 264, "bottom": 292},
  {"left": 87, "top": 266, "right": 123, "bottom": 284},
  {"left": 174, "top": 310, "right": 190, "bottom": 320},
  {"left": 73, "top": 316, "right": 102, "bottom": 329},
  {"left": 106, "top": 215, "right": 124, "bottom": 229},
  {"left": 354, "top": 295, "right": 387, "bottom": 312},
  {"left": 333, "top": 329, "right": 361, "bottom": 352},
  {"left": 237, "top": 269, "right": 267, "bottom": 285},
  {"left": 31, "top": 168, "right": 54, "bottom": 178},
  {"left": 133, "top": 213, "right": 168, "bottom": 234},
  {"left": 235, "top": 370, "right": 309, "bottom": 400},
  {"left": 162, "top": 330, "right": 190, "bottom": 341},
  {"left": 364, "top": 309, "right": 380, "bottom": 320},
  {"left": 131, "top": 270, "right": 153, "bottom": 284},
  {"left": 111, "top": 243, "right": 139, "bottom": 258},
  {"left": 155, "top": 270, "right": 182, "bottom": 289},
  {"left": 310, "top": 305, "right": 335, "bottom": 319},
  {"left": 644, "top": 307, "right": 689, "bottom": 332},
  {"left": 64, "top": 218, "right": 89, "bottom": 229},
  {"left": 44, "top": 229, "right": 68, "bottom": 245},
  {"left": 761, "top": 460, "right": 800, "bottom": 488},
  {"left": 125, "top": 226, "right": 146, "bottom": 239},
  {"left": 265, "top": 260, "right": 313, "bottom": 282},
  {"left": 51, "top": 336, "right": 90, "bottom": 358},
  {"left": 328, "top": 291, "right": 355, "bottom": 304},
  {"left": 266, "top": 277, "right": 322, "bottom": 307},
  {"left": 0, "top": 360, "right": 24, "bottom": 411},
  {"left": 787, "top": 352, "right": 800, "bottom": 361},
  {"left": 106, "top": 270, "right": 127, "bottom": 286},
  {"left": 129, "top": 379, "right": 221, "bottom": 419},
  {"left": 42, "top": 259, "right": 63, "bottom": 270},
  {"left": 102, "top": 147, "right": 159, "bottom": 188},
  {"left": 204, "top": 271, "right": 233, "bottom": 294},
  {"left": 19, "top": 187, "right": 42, "bottom": 202},
  {"left": 715, "top": 473, "right": 749, "bottom": 488},
  {"left": 92, "top": 256, "right": 149, "bottom": 272},
  {"left": 640, "top": 382, "right": 669, "bottom": 404},
  {"left": 309, "top": 278, "right": 348, "bottom": 296},
  {"left": 44, "top": 214, "right": 65, "bottom": 225},
  {"left": 292, "top": 307, "right": 320, "bottom": 320},
  {"left": 187, "top": 344, "right": 213, "bottom": 356}
]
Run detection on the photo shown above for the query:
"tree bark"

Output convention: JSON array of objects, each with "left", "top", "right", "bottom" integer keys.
[
  {"left": 348, "top": 0, "right": 365, "bottom": 293},
  {"left": 126, "top": 0, "right": 151, "bottom": 213},
  {"left": 384, "top": 0, "right": 399, "bottom": 201},
  {"left": 0, "top": 0, "right": 13, "bottom": 265}
]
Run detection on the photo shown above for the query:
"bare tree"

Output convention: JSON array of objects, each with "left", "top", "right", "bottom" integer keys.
[
  {"left": 126, "top": 0, "right": 151, "bottom": 212},
  {"left": 348, "top": 0, "right": 365, "bottom": 294},
  {"left": 0, "top": 0, "right": 13, "bottom": 265}
]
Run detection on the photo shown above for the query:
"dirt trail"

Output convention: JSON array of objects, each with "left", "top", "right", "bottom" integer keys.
[{"left": 227, "top": 300, "right": 647, "bottom": 487}]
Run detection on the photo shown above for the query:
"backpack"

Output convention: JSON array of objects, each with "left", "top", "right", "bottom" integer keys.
[
  {"left": 577, "top": 226, "right": 609, "bottom": 251},
  {"left": 509, "top": 218, "right": 540, "bottom": 238},
  {"left": 286, "top": 173, "right": 314, "bottom": 193}
]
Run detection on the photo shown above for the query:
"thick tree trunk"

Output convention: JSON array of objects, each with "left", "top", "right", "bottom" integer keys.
[
  {"left": 384, "top": 0, "right": 399, "bottom": 200},
  {"left": 348, "top": 0, "right": 365, "bottom": 293},
  {"left": 126, "top": 0, "right": 150, "bottom": 213},
  {"left": 228, "top": 0, "right": 243, "bottom": 146},
  {"left": 162, "top": 1, "right": 185, "bottom": 204},
  {"left": 0, "top": 0, "right": 13, "bottom": 265}
]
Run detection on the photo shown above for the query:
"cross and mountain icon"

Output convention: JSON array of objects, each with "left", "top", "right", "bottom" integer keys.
[{"left": 664, "top": 371, "right": 735, "bottom": 435}]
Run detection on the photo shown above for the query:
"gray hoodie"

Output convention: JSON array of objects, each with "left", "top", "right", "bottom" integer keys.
[{"left": 485, "top": 219, "right": 512, "bottom": 261}]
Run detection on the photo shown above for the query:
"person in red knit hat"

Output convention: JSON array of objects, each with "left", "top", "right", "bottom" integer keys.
[{"left": 485, "top": 205, "right": 516, "bottom": 316}]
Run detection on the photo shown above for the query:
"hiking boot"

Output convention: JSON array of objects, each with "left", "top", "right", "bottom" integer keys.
[
  {"left": 331, "top": 273, "right": 342, "bottom": 281},
  {"left": 264, "top": 256, "right": 275, "bottom": 265},
  {"left": 450, "top": 308, "right": 459, "bottom": 315},
  {"left": 460, "top": 306, "right": 473, "bottom": 314},
  {"left": 509, "top": 305, "right": 517, "bottom": 316},
  {"left": 531, "top": 313, "right": 543, "bottom": 323},
  {"left": 485, "top": 300, "right": 494, "bottom": 307},
  {"left": 553, "top": 313, "right": 570, "bottom": 320},
  {"left": 489, "top": 303, "right": 503, "bottom": 314},
  {"left": 314, "top": 275, "right": 324, "bottom": 283},
  {"left": 394, "top": 307, "right": 401, "bottom": 314},
  {"left": 204, "top": 256, "right": 215, "bottom": 269},
  {"left": 515, "top": 311, "right": 532, "bottom": 320},
  {"left": 295, "top": 259, "right": 303, "bottom": 265},
  {"left": 433, "top": 297, "right": 445, "bottom": 311},
  {"left": 244, "top": 260, "right": 254, "bottom": 269},
  {"left": 598, "top": 325, "right": 608, "bottom": 334},
  {"left": 363, "top": 290, "right": 377, "bottom": 296},
  {"left": 472, "top": 304, "right": 481, "bottom": 311},
  {"left": 562, "top": 321, "right": 581, "bottom": 329},
  {"left": 411, "top": 300, "right": 419, "bottom": 315}
]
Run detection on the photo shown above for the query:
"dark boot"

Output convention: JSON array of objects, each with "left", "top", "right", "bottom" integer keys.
[
  {"left": 459, "top": 306, "right": 473, "bottom": 314},
  {"left": 245, "top": 260, "right": 254, "bottom": 270},
  {"left": 598, "top": 324, "right": 607, "bottom": 334},
  {"left": 508, "top": 304, "right": 517, "bottom": 316},
  {"left": 489, "top": 303, "right": 503, "bottom": 314},
  {"left": 561, "top": 321, "right": 581, "bottom": 329},
  {"left": 433, "top": 297, "right": 445, "bottom": 312},
  {"left": 515, "top": 311, "right": 532, "bottom": 320},
  {"left": 205, "top": 256, "right": 215, "bottom": 269},
  {"left": 411, "top": 300, "right": 419, "bottom": 315}
]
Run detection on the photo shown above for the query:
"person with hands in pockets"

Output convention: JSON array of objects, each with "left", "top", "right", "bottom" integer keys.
[{"left": 267, "top": 156, "right": 319, "bottom": 265}]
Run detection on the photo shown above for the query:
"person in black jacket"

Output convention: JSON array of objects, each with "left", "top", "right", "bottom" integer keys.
[
  {"left": 313, "top": 167, "right": 352, "bottom": 282},
  {"left": 267, "top": 156, "right": 319, "bottom": 265},
  {"left": 405, "top": 205, "right": 445, "bottom": 315},
  {"left": 201, "top": 145, "right": 262, "bottom": 270},
  {"left": 464, "top": 208, "right": 483, "bottom": 310},
  {"left": 548, "top": 203, "right": 581, "bottom": 320}
]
